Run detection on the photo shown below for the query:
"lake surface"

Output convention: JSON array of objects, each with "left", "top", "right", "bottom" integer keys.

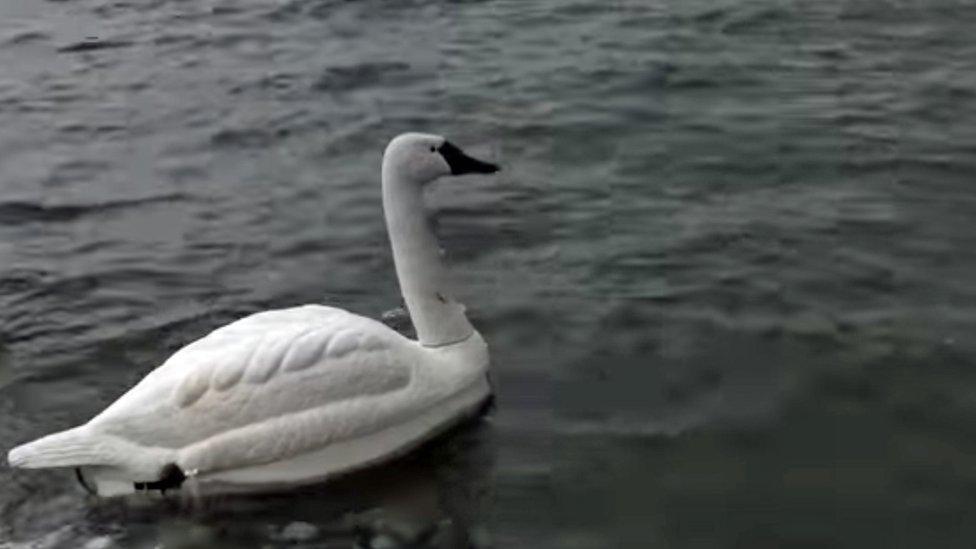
[{"left": 2, "top": 0, "right": 976, "bottom": 547}]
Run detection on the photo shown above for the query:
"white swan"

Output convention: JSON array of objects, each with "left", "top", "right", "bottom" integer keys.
[{"left": 7, "top": 133, "right": 500, "bottom": 496}]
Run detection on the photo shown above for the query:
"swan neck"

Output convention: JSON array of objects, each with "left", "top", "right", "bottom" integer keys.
[{"left": 382, "top": 166, "right": 474, "bottom": 347}]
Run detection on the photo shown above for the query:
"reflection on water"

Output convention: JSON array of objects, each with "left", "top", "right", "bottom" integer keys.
[
  {"left": 5, "top": 420, "right": 495, "bottom": 548},
  {"left": 3, "top": 0, "right": 976, "bottom": 546}
]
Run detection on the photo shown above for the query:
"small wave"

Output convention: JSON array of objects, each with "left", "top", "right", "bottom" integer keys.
[
  {"left": 210, "top": 127, "right": 278, "bottom": 149},
  {"left": 551, "top": 2, "right": 615, "bottom": 18},
  {"left": 2, "top": 30, "right": 49, "bottom": 47},
  {"left": 689, "top": 6, "right": 728, "bottom": 23},
  {"left": 313, "top": 62, "right": 412, "bottom": 93},
  {"left": 0, "top": 268, "right": 46, "bottom": 295},
  {"left": 719, "top": 6, "right": 792, "bottom": 35},
  {"left": 555, "top": 401, "right": 720, "bottom": 439},
  {"left": 57, "top": 38, "right": 133, "bottom": 53},
  {"left": 0, "top": 194, "right": 186, "bottom": 225}
]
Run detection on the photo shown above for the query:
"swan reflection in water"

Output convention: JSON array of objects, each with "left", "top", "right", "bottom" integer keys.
[{"left": 72, "top": 414, "right": 496, "bottom": 548}]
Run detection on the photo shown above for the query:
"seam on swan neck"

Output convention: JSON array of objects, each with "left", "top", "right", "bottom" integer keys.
[{"left": 421, "top": 331, "right": 474, "bottom": 349}]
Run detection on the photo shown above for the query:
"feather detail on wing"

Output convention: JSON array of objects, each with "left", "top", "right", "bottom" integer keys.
[{"left": 87, "top": 305, "right": 416, "bottom": 452}]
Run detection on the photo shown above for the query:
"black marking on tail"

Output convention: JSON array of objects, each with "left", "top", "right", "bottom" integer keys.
[
  {"left": 134, "top": 463, "right": 186, "bottom": 494},
  {"left": 75, "top": 468, "right": 97, "bottom": 496}
]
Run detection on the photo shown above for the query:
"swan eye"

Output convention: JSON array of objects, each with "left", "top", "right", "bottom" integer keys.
[{"left": 430, "top": 146, "right": 436, "bottom": 153}]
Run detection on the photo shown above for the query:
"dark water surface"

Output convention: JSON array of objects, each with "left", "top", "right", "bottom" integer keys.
[{"left": 2, "top": 0, "right": 976, "bottom": 547}]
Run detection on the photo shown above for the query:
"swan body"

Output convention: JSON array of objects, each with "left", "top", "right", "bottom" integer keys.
[{"left": 7, "top": 133, "right": 499, "bottom": 496}]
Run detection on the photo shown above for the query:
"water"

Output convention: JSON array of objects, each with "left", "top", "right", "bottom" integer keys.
[{"left": 2, "top": 0, "right": 975, "bottom": 546}]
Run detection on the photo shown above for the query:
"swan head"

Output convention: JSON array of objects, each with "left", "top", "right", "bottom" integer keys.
[{"left": 383, "top": 133, "right": 499, "bottom": 184}]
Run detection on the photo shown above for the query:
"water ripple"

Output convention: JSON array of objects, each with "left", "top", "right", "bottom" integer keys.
[{"left": 0, "top": 194, "right": 187, "bottom": 225}]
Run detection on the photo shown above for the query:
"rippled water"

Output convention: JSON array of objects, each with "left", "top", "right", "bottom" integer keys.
[{"left": 2, "top": 0, "right": 976, "bottom": 547}]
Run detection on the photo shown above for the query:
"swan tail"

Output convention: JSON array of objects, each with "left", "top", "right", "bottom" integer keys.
[{"left": 7, "top": 426, "right": 113, "bottom": 469}]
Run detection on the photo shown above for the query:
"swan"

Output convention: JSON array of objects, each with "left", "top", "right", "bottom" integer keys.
[{"left": 7, "top": 133, "right": 500, "bottom": 496}]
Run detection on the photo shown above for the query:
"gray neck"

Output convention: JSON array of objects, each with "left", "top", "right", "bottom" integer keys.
[{"left": 382, "top": 165, "right": 474, "bottom": 347}]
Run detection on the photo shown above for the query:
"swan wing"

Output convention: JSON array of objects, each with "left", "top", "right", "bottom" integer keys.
[{"left": 86, "top": 305, "right": 417, "bottom": 472}]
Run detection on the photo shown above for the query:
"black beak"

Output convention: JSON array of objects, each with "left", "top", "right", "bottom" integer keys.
[{"left": 438, "top": 141, "right": 500, "bottom": 175}]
